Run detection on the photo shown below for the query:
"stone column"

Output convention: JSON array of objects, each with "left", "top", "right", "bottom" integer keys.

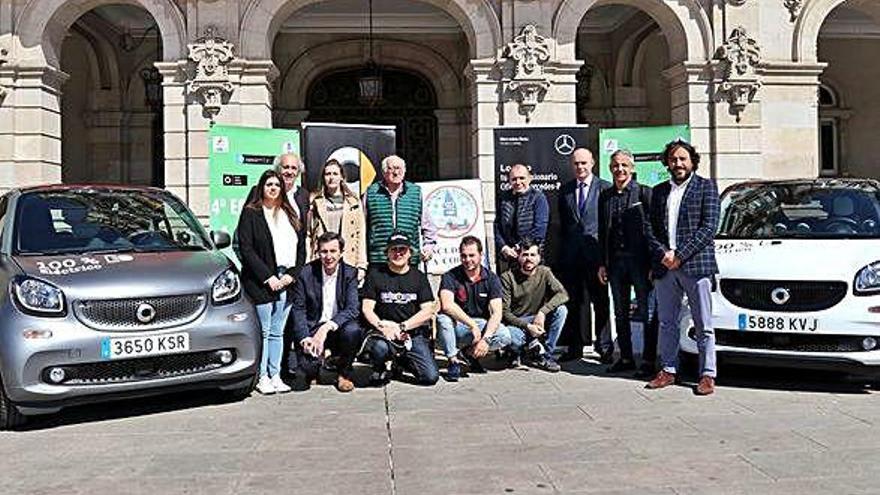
[
  {"left": 155, "top": 60, "right": 190, "bottom": 208},
  {"left": 758, "top": 62, "right": 826, "bottom": 180},
  {"left": 434, "top": 107, "right": 467, "bottom": 179},
  {"left": 0, "top": 63, "right": 67, "bottom": 189},
  {"left": 466, "top": 58, "right": 502, "bottom": 261}
]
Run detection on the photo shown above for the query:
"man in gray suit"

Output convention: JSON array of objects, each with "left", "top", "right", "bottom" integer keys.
[{"left": 557, "top": 148, "right": 612, "bottom": 362}]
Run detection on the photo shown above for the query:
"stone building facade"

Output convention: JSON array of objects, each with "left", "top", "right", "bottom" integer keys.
[{"left": 0, "top": 0, "right": 877, "bottom": 223}]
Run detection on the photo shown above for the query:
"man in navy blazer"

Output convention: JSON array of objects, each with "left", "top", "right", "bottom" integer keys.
[
  {"left": 645, "top": 140, "right": 720, "bottom": 396},
  {"left": 557, "top": 148, "right": 613, "bottom": 362},
  {"left": 291, "top": 232, "right": 363, "bottom": 392}
]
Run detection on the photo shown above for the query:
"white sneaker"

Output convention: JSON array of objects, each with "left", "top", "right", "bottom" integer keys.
[
  {"left": 256, "top": 375, "right": 275, "bottom": 395},
  {"left": 270, "top": 375, "right": 291, "bottom": 393}
]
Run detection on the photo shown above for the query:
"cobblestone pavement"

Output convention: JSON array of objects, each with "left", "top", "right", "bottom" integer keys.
[{"left": 2, "top": 358, "right": 880, "bottom": 495}]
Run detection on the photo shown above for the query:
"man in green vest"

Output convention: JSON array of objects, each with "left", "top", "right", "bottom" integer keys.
[{"left": 364, "top": 155, "right": 437, "bottom": 267}]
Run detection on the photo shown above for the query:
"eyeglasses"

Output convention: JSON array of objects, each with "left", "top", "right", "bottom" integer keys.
[
  {"left": 389, "top": 246, "right": 409, "bottom": 253},
  {"left": 265, "top": 182, "right": 281, "bottom": 188}
]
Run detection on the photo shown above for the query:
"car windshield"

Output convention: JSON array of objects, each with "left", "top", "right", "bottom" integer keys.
[
  {"left": 718, "top": 181, "right": 880, "bottom": 239},
  {"left": 14, "top": 189, "right": 212, "bottom": 255}
]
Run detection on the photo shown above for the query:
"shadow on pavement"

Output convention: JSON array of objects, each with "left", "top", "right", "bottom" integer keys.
[{"left": 14, "top": 388, "right": 247, "bottom": 432}]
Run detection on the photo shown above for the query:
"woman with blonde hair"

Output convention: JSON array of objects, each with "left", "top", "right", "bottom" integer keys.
[{"left": 307, "top": 159, "right": 367, "bottom": 279}]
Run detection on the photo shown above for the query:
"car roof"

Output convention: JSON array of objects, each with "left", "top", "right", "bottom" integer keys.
[
  {"left": 14, "top": 184, "right": 165, "bottom": 195},
  {"left": 727, "top": 178, "right": 880, "bottom": 190}
]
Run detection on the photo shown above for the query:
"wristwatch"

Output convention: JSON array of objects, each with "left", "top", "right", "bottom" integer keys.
[{"left": 399, "top": 322, "right": 407, "bottom": 333}]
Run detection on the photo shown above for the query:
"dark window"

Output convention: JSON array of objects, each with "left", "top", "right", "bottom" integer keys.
[{"left": 305, "top": 67, "right": 439, "bottom": 182}]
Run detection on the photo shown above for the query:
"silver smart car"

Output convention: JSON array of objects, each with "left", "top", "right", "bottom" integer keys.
[{"left": 0, "top": 185, "right": 260, "bottom": 429}]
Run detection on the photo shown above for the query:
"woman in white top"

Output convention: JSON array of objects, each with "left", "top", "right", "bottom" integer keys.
[
  {"left": 307, "top": 159, "right": 367, "bottom": 279},
  {"left": 237, "top": 170, "right": 300, "bottom": 395}
]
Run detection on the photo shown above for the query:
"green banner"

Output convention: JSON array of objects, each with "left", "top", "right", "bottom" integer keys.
[
  {"left": 208, "top": 125, "right": 300, "bottom": 260},
  {"left": 598, "top": 125, "right": 690, "bottom": 186}
]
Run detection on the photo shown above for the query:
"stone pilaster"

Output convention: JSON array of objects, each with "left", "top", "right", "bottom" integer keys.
[{"left": 0, "top": 63, "right": 67, "bottom": 189}]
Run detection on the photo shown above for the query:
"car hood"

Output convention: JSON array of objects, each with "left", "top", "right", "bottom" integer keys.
[
  {"left": 13, "top": 250, "right": 233, "bottom": 300},
  {"left": 715, "top": 239, "right": 879, "bottom": 281}
]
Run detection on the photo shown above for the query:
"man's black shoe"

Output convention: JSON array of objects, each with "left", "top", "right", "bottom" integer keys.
[
  {"left": 465, "top": 355, "right": 487, "bottom": 374},
  {"left": 608, "top": 359, "right": 636, "bottom": 373},
  {"left": 598, "top": 352, "right": 615, "bottom": 365},
  {"left": 559, "top": 348, "right": 583, "bottom": 362},
  {"left": 634, "top": 363, "right": 656, "bottom": 379},
  {"left": 533, "top": 357, "right": 561, "bottom": 373},
  {"left": 445, "top": 360, "right": 462, "bottom": 382},
  {"left": 369, "top": 370, "right": 390, "bottom": 387}
]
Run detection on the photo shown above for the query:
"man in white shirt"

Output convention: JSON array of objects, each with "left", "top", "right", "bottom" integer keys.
[{"left": 290, "top": 232, "right": 362, "bottom": 392}]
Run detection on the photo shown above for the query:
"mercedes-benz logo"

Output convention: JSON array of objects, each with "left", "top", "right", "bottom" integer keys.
[
  {"left": 136, "top": 303, "right": 157, "bottom": 323},
  {"left": 554, "top": 134, "right": 576, "bottom": 155},
  {"left": 770, "top": 287, "right": 791, "bottom": 305}
]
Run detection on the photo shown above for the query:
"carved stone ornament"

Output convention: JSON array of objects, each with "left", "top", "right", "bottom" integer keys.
[
  {"left": 0, "top": 48, "right": 8, "bottom": 102},
  {"left": 714, "top": 27, "right": 762, "bottom": 122},
  {"left": 187, "top": 26, "right": 234, "bottom": 122},
  {"left": 503, "top": 24, "right": 552, "bottom": 122},
  {"left": 784, "top": 0, "right": 803, "bottom": 22}
]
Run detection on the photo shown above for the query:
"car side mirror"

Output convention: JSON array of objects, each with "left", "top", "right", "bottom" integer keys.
[{"left": 211, "top": 230, "right": 231, "bottom": 249}]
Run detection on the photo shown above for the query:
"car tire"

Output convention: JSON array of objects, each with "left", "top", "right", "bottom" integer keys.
[
  {"left": 0, "top": 375, "right": 26, "bottom": 430},
  {"left": 222, "top": 374, "right": 258, "bottom": 402}
]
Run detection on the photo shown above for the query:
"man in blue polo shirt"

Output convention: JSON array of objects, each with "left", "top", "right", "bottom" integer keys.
[{"left": 437, "top": 235, "right": 522, "bottom": 381}]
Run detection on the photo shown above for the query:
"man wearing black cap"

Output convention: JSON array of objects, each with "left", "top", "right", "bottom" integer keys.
[{"left": 361, "top": 231, "right": 439, "bottom": 386}]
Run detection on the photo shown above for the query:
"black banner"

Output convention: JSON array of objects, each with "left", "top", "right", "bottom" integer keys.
[
  {"left": 301, "top": 123, "right": 396, "bottom": 195},
  {"left": 493, "top": 126, "right": 594, "bottom": 267}
]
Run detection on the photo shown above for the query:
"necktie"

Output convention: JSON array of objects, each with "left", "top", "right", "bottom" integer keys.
[{"left": 578, "top": 181, "right": 586, "bottom": 215}]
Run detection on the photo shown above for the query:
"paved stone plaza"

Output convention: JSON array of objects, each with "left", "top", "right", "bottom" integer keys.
[{"left": 2, "top": 359, "right": 880, "bottom": 495}]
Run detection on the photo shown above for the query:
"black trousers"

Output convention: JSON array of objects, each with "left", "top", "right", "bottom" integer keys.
[
  {"left": 560, "top": 259, "right": 612, "bottom": 355},
  {"left": 366, "top": 333, "right": 439, "bottom": 386},
  {"left": 296, "top": 320, "right": 363, "bottom": 378},
  {"left": 608, "top": 256, "right": 651, "bottom": 361}
]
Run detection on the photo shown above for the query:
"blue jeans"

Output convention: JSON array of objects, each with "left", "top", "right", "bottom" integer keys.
[
  {"left": 436, "top": 315, "right": 518, "bottom": 358},
  {"left": 366, "top": 334, "right": 439, "bottom": 385},
  {"left": 655, "top": 270, "right": 716, "bottom": 378},
  {"left": 507, "top": 305, "right": 567, "bottom": 357},
  {"left": 254, "top": 268, "right": 291, "bottom": 378},
  {"left": 608, "top": 256, "right": 651, "bottom": 361}
]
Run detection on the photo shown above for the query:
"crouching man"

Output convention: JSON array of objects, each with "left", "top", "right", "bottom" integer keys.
[
  {"left": 501, "top": 240, "right": 569, "bottom": 372},
  {"left": 437, "top": 236, "right": 520, "bottom": 381},
  {"left": 291, "top": 232, "right": 363, "bottom": 392},
  {"left": 361, "top": 231, "right": 439, "bottom": 386}
]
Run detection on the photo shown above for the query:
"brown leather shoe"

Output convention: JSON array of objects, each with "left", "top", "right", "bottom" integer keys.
[
  {"left": 645, "top": 370, "right": 676, "bottom": 389},
  {"left": 336, "top": 374, "right": 355, "bottom": 393},
  {"left": 696, "top": 376, "right": 715, "bottom": 396}
]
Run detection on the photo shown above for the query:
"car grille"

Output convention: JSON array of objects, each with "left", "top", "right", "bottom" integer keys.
[
  {"left": 74, "top": 294, "right": 207, "bottom": 331},
  {"left": 42, "top": 350, "right": 234, "bottom": 385},
  {"left": 716, "top": 329, "right": 872, "bottom": 353},
  {"left": 720, "top": 279, "right": 847, "bottom": 312}
]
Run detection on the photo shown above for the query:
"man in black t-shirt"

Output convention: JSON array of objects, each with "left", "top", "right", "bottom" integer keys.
[
  {"left": 437, "top": 236, "right": 517, "bottom": 381},
  {"left": 361, "top": 231, "right": 439, "bottom": 386}
]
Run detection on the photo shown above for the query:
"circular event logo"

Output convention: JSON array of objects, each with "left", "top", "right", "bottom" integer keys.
[
  {"left": 425, "top": 186, "right": 479, "bottom": 239},
  {"left": 554, "top": 134, "right": 576, "bottom": 155}
]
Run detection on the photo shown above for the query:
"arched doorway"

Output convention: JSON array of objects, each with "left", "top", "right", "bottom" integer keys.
[
  {"left": 575, "top": 5, "right": 673, "bottom": 128},
  {"left": 306, "top": 67, "right": 439, "bottom": 182},
  {"left": 59, "top": 4, "right": 164, "bottom": 186},
  {"left": 817, "top": 1, "right": 880, "bottom": 178}
]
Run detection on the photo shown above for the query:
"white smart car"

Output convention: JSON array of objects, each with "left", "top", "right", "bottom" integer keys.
[{"left": 679, "top": 178, "right": 880, "bottom": 380}]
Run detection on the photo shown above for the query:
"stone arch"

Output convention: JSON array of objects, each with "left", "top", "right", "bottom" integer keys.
[
  {"left": 277, "top": 38, "right": 466, "bottom": 109},
  {"left": 793, "top": 0, "right": 880, "bottom": 62},
  {"left": 613, "top": 20, "right": 659, "bottom": 87},
  {"left": 68, "top": 17, "right": 122, "bottom": 90},
  {"left": 15, "top": 0, "right": 186, "bottom": 66},
  {"left": 552, "top": 0, "right": 712, "bottom": 63},
  {"left": 240, "top": 0, "right": 501, "bottom": 60}
]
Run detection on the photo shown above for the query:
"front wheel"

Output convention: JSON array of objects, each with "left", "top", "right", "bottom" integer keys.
[{"left": 0, "top": 375, "right": 26, "bottom": 430}]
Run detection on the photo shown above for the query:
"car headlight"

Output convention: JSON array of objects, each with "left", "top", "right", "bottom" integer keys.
[
  {"left": 12, "top": 278, "right": 66, "bottom": 315},
  {"left": 854, "top": 261, "right": 880, "bottom": 295},
  {"left": 212, "top": 268, "right": 241, "bottom": 304}
]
